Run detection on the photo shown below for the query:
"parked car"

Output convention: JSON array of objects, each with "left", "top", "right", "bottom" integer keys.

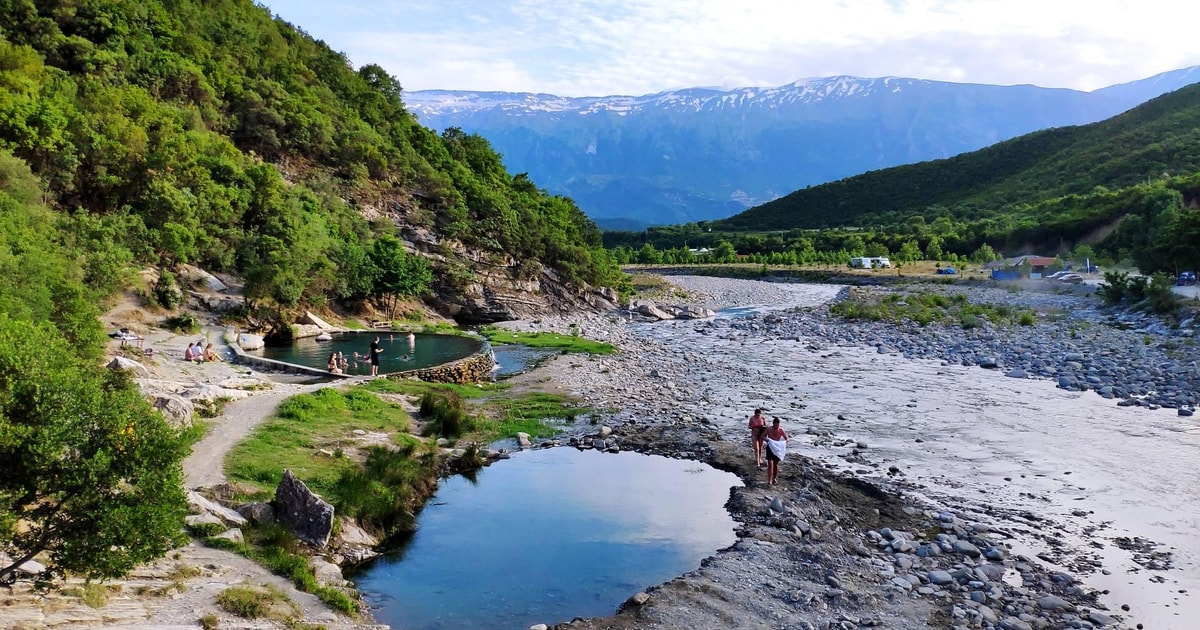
[
  {"left": 1056, "top": 273, "right": 1084, "bottom": 284},
  {"left": 936, "top": 266, "right": 957, "bottom": 275},
  {"left": 1044, "top": 270, "right": 1072, "bottom": 281},
  {"left": 1178, "top": 271, "right": 1197, "bottom": 286}
]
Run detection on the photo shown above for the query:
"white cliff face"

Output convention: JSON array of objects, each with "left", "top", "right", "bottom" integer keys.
[{"left": 404, "top": 68, "right": 1200, "bottom": 227}]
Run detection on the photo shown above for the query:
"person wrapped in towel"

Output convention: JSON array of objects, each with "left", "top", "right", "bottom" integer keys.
[{"left": 763, "top": 417, "right": 788, "bottom": 486}]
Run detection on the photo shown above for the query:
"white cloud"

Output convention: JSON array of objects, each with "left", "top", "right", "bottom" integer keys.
[{"left": 265, "top": 0, "right": 1200, "bottom": 95}]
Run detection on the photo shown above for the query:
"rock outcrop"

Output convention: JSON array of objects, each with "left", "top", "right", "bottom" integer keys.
[
  {"left": 107, "top": 356, "right": 150, "bottom": 379},
  {"left": 274, "top": 469, "right": 335, "bottom": 548}
]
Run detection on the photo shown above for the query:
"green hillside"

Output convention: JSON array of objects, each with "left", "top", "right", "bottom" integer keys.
[
  {"left": 0, "top": 0, "right": 618, "bottom": 313},
  {"left": 717, "top": 83, "right": 1200, "bottom": 231}
]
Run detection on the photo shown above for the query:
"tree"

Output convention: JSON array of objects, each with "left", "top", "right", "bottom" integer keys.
[
  {"left": 971, "top": 243, "right": 998, "bottom": 264},
  {"left": 924, "top": 235, "right": 944, "bottom": 261},
  {"left": 897, "top": 240, "right": 922, "bottom": 263},
  {"left": 0, "top": 317, "right": 187, "bottom": 586},
  {"left": 712, "top": 240, "right": 737, "bottom": 263},
  {"left": 370, "top": 236, "right": 433, "bottom": 319}
]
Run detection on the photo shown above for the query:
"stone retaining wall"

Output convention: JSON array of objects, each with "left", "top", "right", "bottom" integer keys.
[
  {"left": 227, "top": 342, "right": 351, "bottom": 379},
  {"left": 386, "top": 346, "right": 496, "bottom": 384}
]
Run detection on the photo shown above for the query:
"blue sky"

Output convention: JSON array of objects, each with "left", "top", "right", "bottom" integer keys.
[{"left": 264, "top": 0, "right": 1200, "bottom": 96}]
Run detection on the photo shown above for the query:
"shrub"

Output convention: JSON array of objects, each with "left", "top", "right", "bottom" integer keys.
[
  {"left": 152, "top": 270, "right": 183, "bottom": 310},
  {"left": 419, "top": 391, "right": 474, "bottom": 439},
  {"left": 1018, "top": 312, "right": 1036, "bottom": 326}
]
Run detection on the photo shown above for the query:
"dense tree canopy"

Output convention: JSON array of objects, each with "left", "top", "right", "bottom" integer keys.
[{"left": 0, "top": 0, "right": 620, "bottom": 316}]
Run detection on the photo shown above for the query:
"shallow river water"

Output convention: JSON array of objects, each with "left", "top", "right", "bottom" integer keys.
[{"left": 638, "top": 281, "right": 1200, "bottom": 629}]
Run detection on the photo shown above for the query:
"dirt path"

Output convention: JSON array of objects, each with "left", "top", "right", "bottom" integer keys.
[{"left": 184, "top": 387, "right": 314, "bottom": 489}]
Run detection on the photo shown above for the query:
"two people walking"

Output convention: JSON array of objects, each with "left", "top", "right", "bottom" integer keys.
[{"left": 749, "top": 408, "right": 788, "bottom": 486}]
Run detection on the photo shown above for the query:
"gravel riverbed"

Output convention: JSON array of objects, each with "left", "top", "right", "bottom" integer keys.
[{"left": 499, "top": 275, "right": 1200, "bottom": 630}]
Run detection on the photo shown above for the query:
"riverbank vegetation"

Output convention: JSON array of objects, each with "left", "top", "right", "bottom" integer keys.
[
  {"left": 482, "top": 327, "right": 618, "bottom": 355},
  {"left": 831, "top": 290, "right": 1038, "bottom": 329}
]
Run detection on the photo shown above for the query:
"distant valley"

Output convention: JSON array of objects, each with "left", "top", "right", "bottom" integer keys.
[{"left": 406, "top": 67, "right": 1200, "bottom": 228}]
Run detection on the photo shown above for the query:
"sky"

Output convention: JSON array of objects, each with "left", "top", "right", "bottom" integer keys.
[{"left": 264, "top": 0, "right": 1200, "bottom": 96}]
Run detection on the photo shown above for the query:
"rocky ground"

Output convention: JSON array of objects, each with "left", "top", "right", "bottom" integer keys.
[{"left": 496, "top": 275, "right": 1200, "bottom": 629}]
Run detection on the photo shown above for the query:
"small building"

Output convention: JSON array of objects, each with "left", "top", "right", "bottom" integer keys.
[
  {"left": 985, "top": 255, "right": 1059, "bottom": 280},
  {"left": 850, "top": 256, "right": 891, "bottom": 269}
]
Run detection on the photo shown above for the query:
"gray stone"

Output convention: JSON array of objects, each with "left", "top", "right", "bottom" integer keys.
[
  {"left": 309, "top": 556, "right": 345, "bottom": 587},
  {"left": 275, "top": 469, "right": 335, "bottom": 548},
  {"left": 184, "top": 512, "right": 224, "bottom": 530},
  {"left": 107, "top": 356, "right": 150, "bottom": 378},
  {"left": 769, "top": 498, "right": 786, "bottom": 513},
  {"left": 212, "top": 528, "right": 244, "bottom": 544},
  {"left": 890, "top": 577, "right": 913, "bottom": 590},
  {"left": 999, "top": 618, "right": 1033, "bottom": 630},
  {"left": 1087, "top": 612, "right": 1116, "bottom": 626},
  {"left": 953, "top": 540, "right": 982, "bottom": 558},
  {"left": 236, "top": 502, "right": 275, "bottom": 525},
  {"left": 516, "top": 432, "right": 532, "bottom": 447},
  {"left": 529, "top": 625, "right": 549, "bottom": 630},
  {"left": 1037, "top": 594, "right": 1070, "bottom": 611},
  {"left": 186, "top": 491, "right": 247, "bottom": 526},
  {"left": 237, "top": 333, "right": 265, "bottom": 350},
  {"left": 928, "top": 570, "right": 955, "bottom": 586},
  {"left": 626, "top": 592, "right": 650, "bottom": 606},
  {"left": 153, "top": 395, "right": 195, "bottom": 428}
]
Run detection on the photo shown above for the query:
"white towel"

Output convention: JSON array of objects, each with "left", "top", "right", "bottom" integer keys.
[{"left": 766, "top": 437, "right": 787, "bottom": 460}]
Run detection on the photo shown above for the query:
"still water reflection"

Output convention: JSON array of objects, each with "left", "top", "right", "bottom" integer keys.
[{"left": 353, "top": 447, "right": 741, "bottom": 630}]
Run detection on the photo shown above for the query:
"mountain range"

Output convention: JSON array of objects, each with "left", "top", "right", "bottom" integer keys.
[{"left": 406, "top": 67, "right": 1200, "bottom": 229}]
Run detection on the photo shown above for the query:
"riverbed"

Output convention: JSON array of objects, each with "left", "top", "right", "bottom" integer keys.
[
  {"left": 514, "top": 275, "right": 1199, "bottom": 629},
  {"left": 648, "top": 276, "right": 1200, "bottom": 628}
]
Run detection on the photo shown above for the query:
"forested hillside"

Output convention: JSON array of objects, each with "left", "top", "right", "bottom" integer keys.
[
  {"left": 718, "top": 83, "right": 1200, "bottom": 232},
  {"left": 0, "top": 0, "right": 619, "bottom": 317}
]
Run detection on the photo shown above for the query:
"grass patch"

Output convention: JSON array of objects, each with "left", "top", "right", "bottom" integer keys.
[
  {"left": 62, "top": 583, "right": 110, "bottom": 608},
  {"left": 476, "top": 392, "right": 586, "bottom": 441},
  {"left": 831, "top": 290, "right": 1037, "bottom": 329},
  {"left": 482, "top": 328, "right": 616, "bottom": 355},
  {"left": 194, "top": 395, "right": 235, "bottom": 419},
  {"left": 178, "top": 419, "right": 212, "bottom": 448},
  {"left": 225, "top": 387, "right": 412, "bottom": 497},
  {"left": 216, "top": 584, "right": 295, "bottom": 620},
  {"left": 206, "top": 526, "right": 361, "bottom": 616},
  {"left": 360, "top": 377, "right": 508, "bottom": 400}
]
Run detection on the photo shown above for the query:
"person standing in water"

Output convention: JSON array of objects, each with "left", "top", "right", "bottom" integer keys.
[
  {"left": 369, "top": 335, "right": 383, "bottom": 376},
  {"left": 748, "top": 408, "right": 768, "bottom": 468},
  {"left": 763, "top": 417, "right": 788, "bottom": 486}
]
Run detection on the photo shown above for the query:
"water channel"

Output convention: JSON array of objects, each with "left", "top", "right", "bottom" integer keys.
[{"left": 352, "top": 447, "right": 741, "bottom": 630}]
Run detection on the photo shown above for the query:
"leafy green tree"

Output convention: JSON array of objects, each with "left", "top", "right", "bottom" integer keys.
[
  {"left": 897, "top": 240, "right": 922, "bottom": 263},
  {"left": 0, "top": 316, "right": 187, "bottom": 585},
  {"left": 924, "top": 235, "right": 944, "bottom": 261},
  {"left": 712, "top": 240, "right": 737, "bottom": 263},
  {"left": 971, "top": 243, "right": 997, "bottom": 264},
  {"left": 370, "top": 236, "right": 433, "bottom": 319}
]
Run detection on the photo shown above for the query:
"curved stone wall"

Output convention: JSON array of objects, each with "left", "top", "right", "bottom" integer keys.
[{"left": 386, "top": 346, "right": 496, "bottom": 384}]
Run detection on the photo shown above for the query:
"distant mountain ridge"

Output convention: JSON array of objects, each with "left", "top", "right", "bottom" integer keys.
[{"left": 406, "top": 67, "right": 1200, "bottom": 227}]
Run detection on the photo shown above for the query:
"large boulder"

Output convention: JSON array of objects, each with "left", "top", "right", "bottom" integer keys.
[
  {"left": 675, "top": 305, "right": 716, "bottom": 320},
  {"left": 179, "top": 264, "right": 228, "bottom": 292},
  {"left": 237, "top": 333, "right": 265, "bottom": 350},
  {"left": 300, "top": 311, "right": 336, "bottom": 331},
  {"left": 186, "top": 490, "right": 248, "bottom": 526},
  {"left": 635, "top": 301, "right": 675, "bottom": 320},
  {"left": 107, "top": 356, "right": 150, "bottom": 379},
  {"left": 275, "top": 469, "right": 335, "bottom": 548},
  {"left": 153, "top": 395, "right": 195, "bottom": 428}
]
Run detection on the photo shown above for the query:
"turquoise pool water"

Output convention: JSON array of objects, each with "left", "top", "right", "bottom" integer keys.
[
  {"left": 351, "top": 447, "right": 741, "bottom": 629},
  {"left": 250, "top": 332, "right": 482, "bottom": 375}
]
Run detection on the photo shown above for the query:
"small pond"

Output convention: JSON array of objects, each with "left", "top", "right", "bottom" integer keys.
[
  {"left": 250, "top": 332, "right": 482, "bottom": 375},
  {"left": 351, "top": 447, "right": 741, "bottom": 630},
  {"left": 490, "top": 344, "right": 560, "bottom": 378}
]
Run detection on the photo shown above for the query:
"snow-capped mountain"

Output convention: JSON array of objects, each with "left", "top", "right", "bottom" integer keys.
[{"left": 405, "top": 68, "right": 1200, "bottom": 228}]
